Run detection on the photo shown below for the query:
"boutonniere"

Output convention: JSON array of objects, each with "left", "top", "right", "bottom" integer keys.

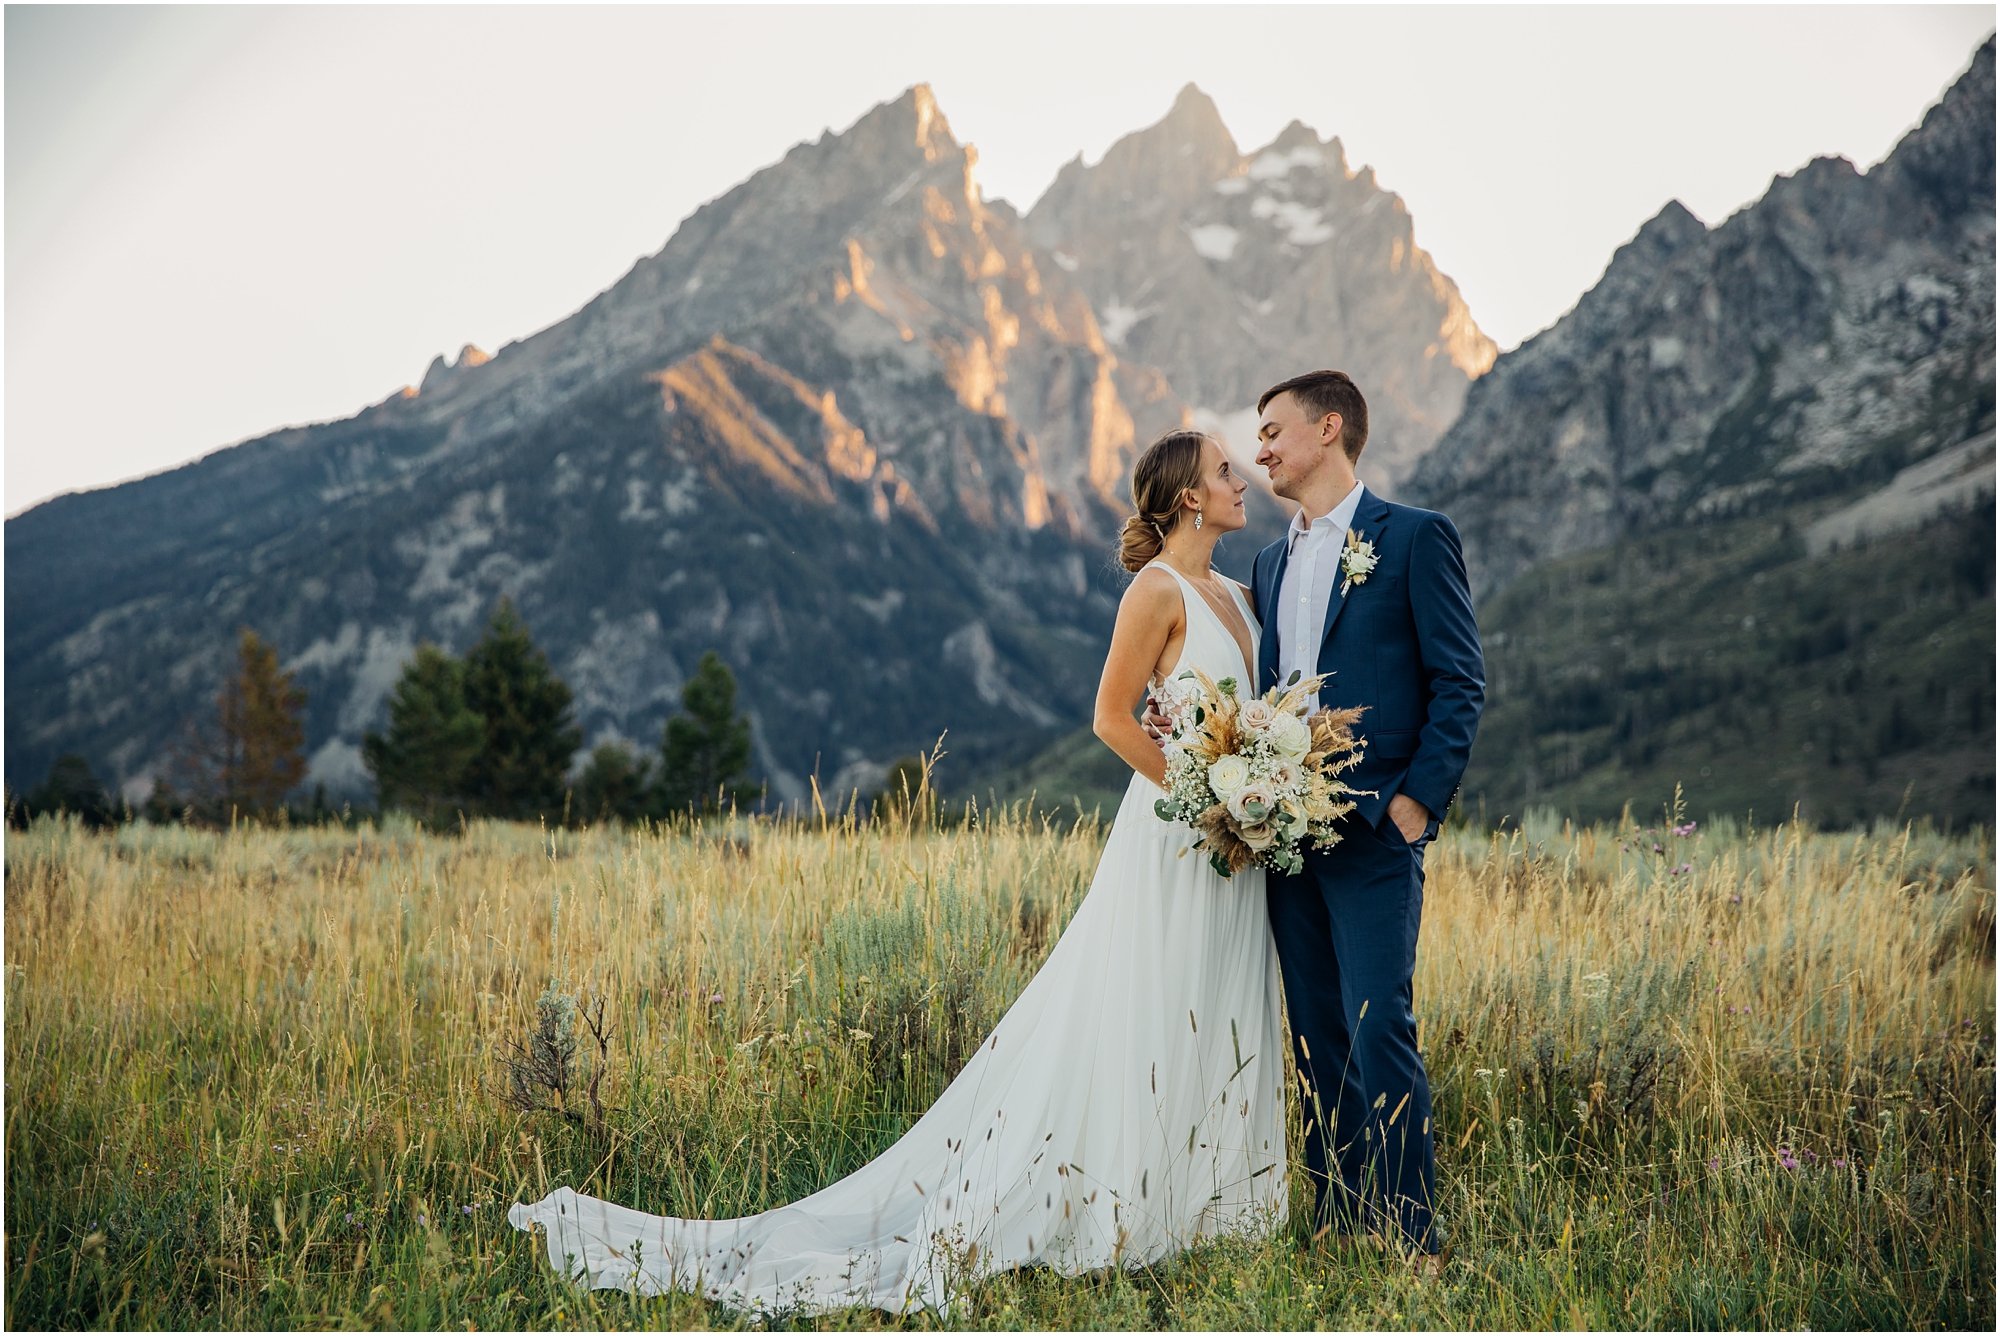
[{"left": 1339, "top": 528, "right": 1378, "bottom": 596}]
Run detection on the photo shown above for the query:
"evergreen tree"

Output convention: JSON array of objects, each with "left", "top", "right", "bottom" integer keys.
[
  {"left": 460, "top": 599, "right": 582, "bottom": 823},
  {"left": 17, "top": 754, "right": 116, "bottom": 829},
  {"left": 576, "top": 741, "right": 653, "bottom": 826},
  {"left": 229, "top": 627, "right": 309, "bottom": 815},
  {"left": 655, "top": 652, "right": 759, "bottom": 816},
  {"left": 363, "top": 643, "right": 485, "bottom": 828},
  {"left": 163, "top": 628, "right": 309, "bottom": 823}
]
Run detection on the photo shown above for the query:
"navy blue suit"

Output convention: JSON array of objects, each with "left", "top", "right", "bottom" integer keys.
[{"left": 1252, "top": 486, "right": 1483, "bottom": 1252}]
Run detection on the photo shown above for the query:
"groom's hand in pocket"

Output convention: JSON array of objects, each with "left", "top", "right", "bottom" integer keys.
[{"left": 1388, "top": 793, "right": 1432, "bottom": 845}]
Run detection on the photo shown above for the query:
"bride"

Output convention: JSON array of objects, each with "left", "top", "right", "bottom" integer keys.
[{"left": 509, "top": 429, "right": 1289, "bottom": 1316}]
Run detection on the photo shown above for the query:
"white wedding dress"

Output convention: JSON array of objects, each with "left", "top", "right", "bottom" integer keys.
[{"left": 509, "top": 561, "right": 1288, "bottom": 1316}]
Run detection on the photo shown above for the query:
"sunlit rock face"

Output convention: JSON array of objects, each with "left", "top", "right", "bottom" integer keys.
[
  {"left": 1406, "top": 39, "right": 1996, "bottom": 598},
  {"left": 1025, "top": 84, "right": 1496, "bottom": 494},
  {"left": 380, "top": 84, "right": 1180, "bottom": 544}
]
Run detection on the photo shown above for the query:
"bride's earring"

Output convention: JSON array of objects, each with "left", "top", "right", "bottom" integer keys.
[{"left": 1195, "top": 509, "right": 1204, "bottom": 530}]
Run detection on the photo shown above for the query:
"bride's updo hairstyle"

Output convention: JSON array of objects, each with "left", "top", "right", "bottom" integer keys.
[{"left": 1118, "top": 429, "right": 1211, "bottom": 572}]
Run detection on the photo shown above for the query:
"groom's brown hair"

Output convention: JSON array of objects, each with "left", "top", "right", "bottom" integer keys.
[{"left": 1258, "top": 370, "right": 1369, "bottom": 463}]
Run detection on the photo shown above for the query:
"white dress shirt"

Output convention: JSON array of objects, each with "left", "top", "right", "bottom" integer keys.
[{"left": 1275, "top": 480, "right": 1365, "bottom": 689}]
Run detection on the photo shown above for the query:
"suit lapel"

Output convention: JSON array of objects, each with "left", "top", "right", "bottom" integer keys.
[
  {"left": 1256, "top": 535, "right": 1292, "bottom": 691},
  {"left": 1317, "top": 487, "right": 1393, "bottom": 650}
]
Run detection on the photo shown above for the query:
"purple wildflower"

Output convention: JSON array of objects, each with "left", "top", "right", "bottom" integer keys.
[
  {"left": 1674, "top": 821, "right": 1698, "bottom": 837},
  {"left": 1672, "top": 862, "right": 1693, "bottom": 876},
  {"left": 1833, "top": 1158, "right": 1847, "bottom": 1169},
  {"left": 1777, "top": 1147, "right": 1799, "bottom": 1170}
]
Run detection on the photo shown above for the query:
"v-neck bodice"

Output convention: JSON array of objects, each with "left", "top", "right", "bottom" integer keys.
[{"left": 1146, "top": 560, "right": 1260, "bottom": 684}]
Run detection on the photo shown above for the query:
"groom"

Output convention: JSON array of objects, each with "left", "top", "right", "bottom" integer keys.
[{"left": 1245, "top": 370, "right": 1482, "bottom": 1263}]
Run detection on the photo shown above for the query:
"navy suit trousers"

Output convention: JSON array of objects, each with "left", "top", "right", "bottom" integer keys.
[{"left": 1266, "top": 809, "right": 1438, "bottom": 1252}]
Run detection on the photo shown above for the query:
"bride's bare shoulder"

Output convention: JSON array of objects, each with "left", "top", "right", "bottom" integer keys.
[{"left": 1119, "top": 565, "right": 1182, "bottom": 620}]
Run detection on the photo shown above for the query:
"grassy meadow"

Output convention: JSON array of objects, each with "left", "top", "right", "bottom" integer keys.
[{"left": 3, "top": 797, "right": 1994, "bottom": 1330}]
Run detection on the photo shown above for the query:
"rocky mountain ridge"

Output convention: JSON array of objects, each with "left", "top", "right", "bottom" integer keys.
[
  {"left": 1407, "top": 38, "right": 1995, "bottom": 598},
  {"left": 1027, "top": 83, "right": 1495, "bottom": 491}
]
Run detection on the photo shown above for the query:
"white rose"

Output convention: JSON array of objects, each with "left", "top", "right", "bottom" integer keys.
[
  {"left": 1226, "top": 783, "right": 1277, "bottom": 825},
  {"left": 1268, "top": 759, "right": 1300, "bottom": 794},
  {"left": 1207, "top": 754, "right": 1251, "bottom": 799},
  {"left": 1268, "top": 711, "right": 1312, "bottom": 760},
  {"left": 1345, "top": 545, "right": 1378, "bottom": 577},
  {"left": 1238, "top": 699, "right": 1277, "bottom": 733}
]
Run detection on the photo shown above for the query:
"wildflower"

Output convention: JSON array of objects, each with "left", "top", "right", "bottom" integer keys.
[
  {"left": 1673, "top": 821, "right": 1698, "bottom": 837},
  {"left": 418, "top": 1214, "right": 429, "bottom": 1225},
  {"left": 1652, "top": 842, "right": 1664, "bottom": 854},
  {"left": 710, "top": 993, "right": 724, "bottom": 1004},
  {"left": 1832, "top": 1158, "right": 1847, "bottom": 1169},
  {"left": 1708, "top": 1157, "right": 1720, "bottom": 1171},
  {"left": 1777, "top": 1147, "right": 1798, "bottom": 1171},
  {"left": 1671, "top": 863, "right": 1693, "bottom": 876},
  {"left": 463, "top": 1205, "right": 474, "bottom": 1215}
]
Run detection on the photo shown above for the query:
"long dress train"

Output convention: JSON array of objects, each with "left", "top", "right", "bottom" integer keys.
[{"left": 509, "top": 561, "right": 1288, "bottom": 1316}]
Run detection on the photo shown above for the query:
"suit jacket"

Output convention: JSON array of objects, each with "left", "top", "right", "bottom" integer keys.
[{"left": 1252, "top": 487, "right": 1484, "bottom": 828}]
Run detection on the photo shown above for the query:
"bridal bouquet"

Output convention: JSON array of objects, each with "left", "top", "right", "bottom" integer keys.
[{"left": 1151, "top": 669, "right": 1369, "bottom": 877}]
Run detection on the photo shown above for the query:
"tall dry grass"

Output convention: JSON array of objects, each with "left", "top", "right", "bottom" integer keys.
[{"left": 4, "top": 798, "right": 1992, "bottom": 1328}]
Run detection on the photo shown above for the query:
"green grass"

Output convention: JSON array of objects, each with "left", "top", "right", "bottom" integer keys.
[{"left": 4, "top": 804, "right": 1993, "bottom": 1329}]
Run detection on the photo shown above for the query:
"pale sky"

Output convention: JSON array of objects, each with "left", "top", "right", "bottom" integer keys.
[{"left": 5, "top": 3, "right": 1993, "bottom": 517}]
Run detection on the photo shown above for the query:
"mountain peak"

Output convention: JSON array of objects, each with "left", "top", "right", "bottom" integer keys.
[
  {"left": 1152, "top": 81, "right": 1238, "bottom": 158},
  {"left": 1636, "top": 198, "right": 1708, "bottom": 247},
  {"left": 1269, "top": 118, "right": 1322, "bottom": 150},
  {"left": 1170, "top": 82, "right": 1219, "bottom": 117},
  {"left": 845, "top": 83, "right": 961, "bottom": 162}
]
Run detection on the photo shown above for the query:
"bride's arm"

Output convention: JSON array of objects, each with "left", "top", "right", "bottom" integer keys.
[{"left": 1093, "top": 570, "right": 1181, "bottom": 788}]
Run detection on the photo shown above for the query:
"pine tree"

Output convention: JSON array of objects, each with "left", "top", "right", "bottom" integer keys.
[
  {"left": 230, "top": 628, "right": 309, "bottom": 815},
  {"left": 17, "top": 754, "right": 116, "bottom": 829},
  {"left": 167, "top": 628, "right": 308, "bottom": 822},
  {"left": 655, "top": 651, "right": 759, "bottom": 816},
  {"left": 363, "top": 643, "right": 484, "bottom": 827},
  {"left": 460, "top": 599, "right": 582, "bottom": 823},
  {"left": 575, "top": 741, "right": 653, "bottom": 826}
]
